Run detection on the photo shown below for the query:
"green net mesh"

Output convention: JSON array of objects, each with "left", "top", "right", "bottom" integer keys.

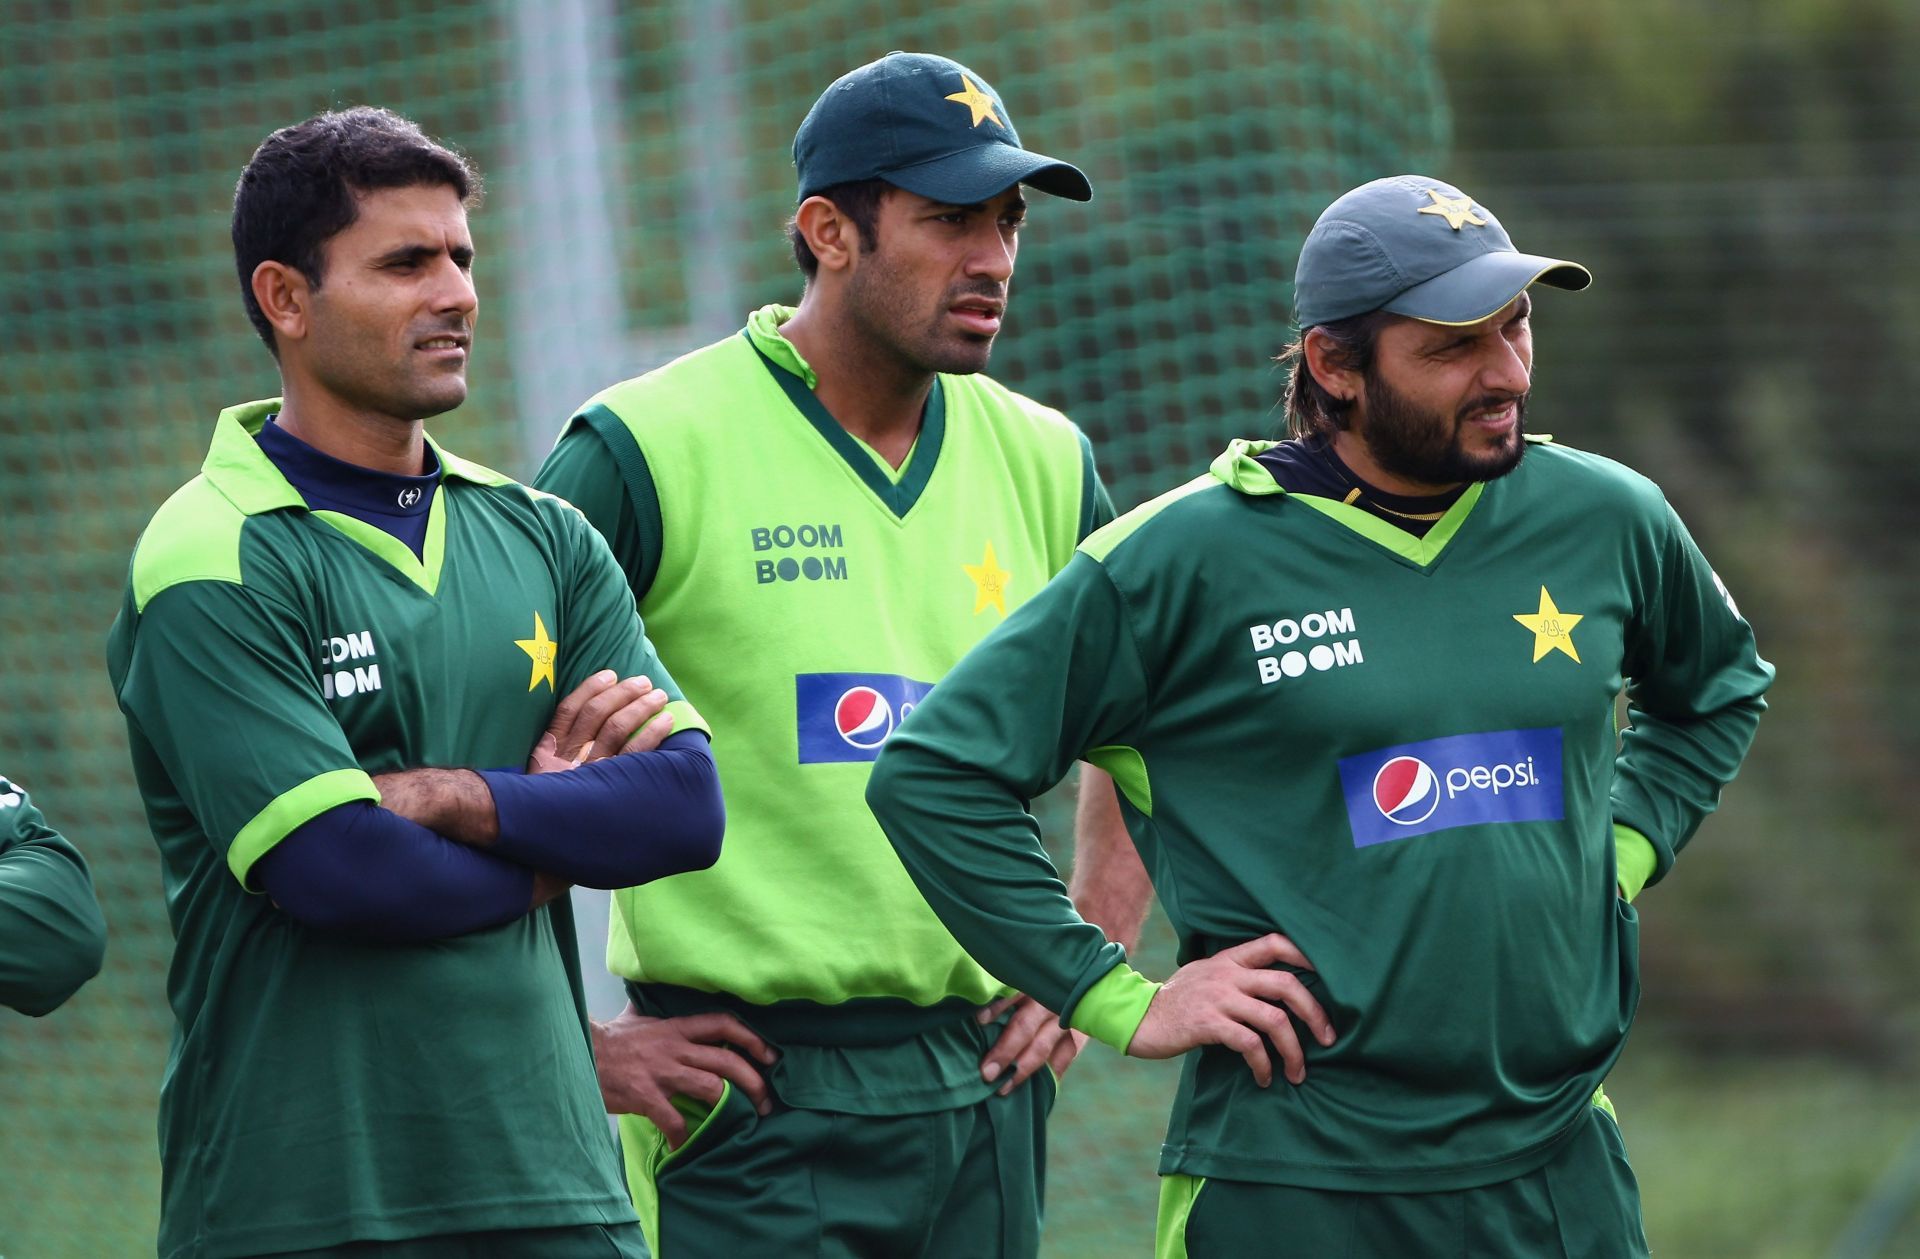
[{"left": 8, "top": 1, "right": 1918, "bottom": 1256}]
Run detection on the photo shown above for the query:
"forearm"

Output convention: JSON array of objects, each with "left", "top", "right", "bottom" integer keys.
[
  {"left": 1067, "top": 764, "right": 1152, "bottom": 952},
  {"left": 254, "top": 802, "right": 538, "bottom": 942},
  {"left": 1611, "top": 690, "right": 1767, "bottom": 882},
  {"left": 477, "top": 731, "right": 723, "bottom": 889},
  {"left": 867, "top": 742, "right": 1127, "bottom": 1026},
  {"left": 372, "top": 766, "right": 499, "bottom": 845},
  {"left": 0, "top": 841, "right": 108, "bottom": 1016}
]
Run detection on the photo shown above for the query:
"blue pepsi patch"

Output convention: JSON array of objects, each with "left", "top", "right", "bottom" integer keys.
[
  {"left": 796, "top": 672, "right": 936, "bottom": 764},
  {"left": 1338, "top": 727, "right": 1564, "bottom": 848}
]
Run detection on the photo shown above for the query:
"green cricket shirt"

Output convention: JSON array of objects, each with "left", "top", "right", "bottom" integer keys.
[
  {"left": 868, "top": 437, "right": 1773, "bottom": 1191},
  {"left": 106, "top": 400, "right": 705, "bottom": 1258},
  {"left": 0, "top": 775, "right": 107, "bottom": 1016},
  {"left": 535, "top": 306, "right": 1109, "bottom": 1111}
]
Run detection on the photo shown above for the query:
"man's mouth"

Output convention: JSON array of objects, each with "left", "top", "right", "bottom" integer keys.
[
  {"left": 948, "top": 298, "right": 1004, "bottom": 336},
  {"left": 416, "top": 333, "right": 470, "bottom": 356}
]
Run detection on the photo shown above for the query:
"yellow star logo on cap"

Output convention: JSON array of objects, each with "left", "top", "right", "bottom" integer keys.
[
  {"left": 1512, "top": 587, "right": 1583, "bottom": 663},
  {"left": 515, "top": 611, "right": 559, "bottom": 691},
  {"left": 963, "top": 541, "right": 1011, "bottom": 616},
  {"left": 1417, "top": 188, "right": 1487, "bottom": 231},
  {"left": 944, "top": 73, "right": 1003, "bottom": 129}
]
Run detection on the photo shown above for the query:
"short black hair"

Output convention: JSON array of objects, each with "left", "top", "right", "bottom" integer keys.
[
  {"left": 1277, "top": 310, "right": 1396, "bottom": 439},
  {"left": 786, "top": 179, "right": 891, "bottom": 279},
  {"left": 232, "top": 106, "right": 481, "bottom": 355}
]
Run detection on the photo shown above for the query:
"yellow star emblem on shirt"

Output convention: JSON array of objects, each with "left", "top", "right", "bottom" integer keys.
[
  {"left": 963, "top": 541, "right": 1011, "bottom": 616},
  {"left": 1416, "top": 188, "right": 1488, "bottom": 231},
  {"left": 1512, "top": 587, "right": 1584, "bottom": 663},
  {"left": 515, "top": 611, "right": 559, "bottom": 691},
  {"left": 944, "top": 73, "right": 1003, "bottom": 129}
]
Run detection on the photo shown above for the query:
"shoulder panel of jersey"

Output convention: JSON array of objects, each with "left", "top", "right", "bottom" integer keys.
[
  {"left": 1512, "top": 436, "right": 1671, "bottom": 520},
  {"left": 130, "top": 474, "right": 251, "bottom": 612},
  {"left": 1078, "top": 473, "right": 1225, "bottom": 564},
  {"left": 578, "top": 334, "right": 755, "bottom": 442}
]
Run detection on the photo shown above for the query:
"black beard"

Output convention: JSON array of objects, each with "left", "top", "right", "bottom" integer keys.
[{"left": 1355, "top": 369, "right": 1530, "bottom": 486}]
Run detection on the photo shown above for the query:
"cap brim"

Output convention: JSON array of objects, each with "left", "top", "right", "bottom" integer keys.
[
  {"left": 882, "top": 142, "right": 1092, "bottom": 204},
  {"left": 1383, "top": 251, "right": 1592, "bottom": 327}
]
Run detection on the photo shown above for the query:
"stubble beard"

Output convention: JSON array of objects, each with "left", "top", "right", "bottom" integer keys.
[
  {"left": 311, "top": 317, "right": 470, "bottom": 423},
  {"left": 1356, "top": 368, "right": 1529, "bottom": 487},
  {"left": 844, "top": 251, "right": 1000, "bottom": 378}
]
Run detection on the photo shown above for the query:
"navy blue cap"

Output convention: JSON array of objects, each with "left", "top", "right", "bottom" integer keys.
[
  {"left": 793, "top": 52, "right": 1091, "bottom": 204},
  {"left": 1293, "top": 175, "right": 1590, "bottom": 329}
]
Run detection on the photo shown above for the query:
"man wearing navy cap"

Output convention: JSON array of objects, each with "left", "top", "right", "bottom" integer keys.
[
  {"left": 537, "top": 53, "right": 1156, "bottom": 1257},
  {"left": 867, "top": 175, "right": 1773, "bottom": 1255}
]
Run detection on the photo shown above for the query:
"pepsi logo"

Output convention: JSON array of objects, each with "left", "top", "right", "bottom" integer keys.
[
  {"left": 834, "top": 686, "right": 895, "bottom": 749},
  {"left": 1372, "top": 755, "right": 1439, "bottom": 825}
]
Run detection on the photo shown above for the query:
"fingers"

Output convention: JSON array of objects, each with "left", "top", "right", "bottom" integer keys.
[
  {"left": 678, "top": 1043, "right": 772, "bottom": 1115},
  {"left": 1239, "top": 969, "right": 1337, "bottom": 1048},
  {"left": 1218, "top": 1018, "right": 1275, "bottom": 1088},
  {"left": 1219, "top": 931, "right": 1315, "bottom": 973},
  {"left": 1047, "top": 1028, "right": 1088, "bottom": 1081},
  {"left": 546, "top": 670, "right": 619, "bottom": 745},
  {"left": 674, "top": 1013, "right": 778, "bottom": 1067},
  {"left": 645, "top": 1098, "right": 691, "bottom": 1150},
  {"left": 1228, "top": 994, "right": 1309, "bottom": 1086},
  {"left": 608, "top": 703, "right": 673, "bottom": 757},
  {"left": 579, "top": 687, "right": 670, "bottom": 761},
  {"left": 554, "top": 675, "right": 658, "bottom": 761},
  {"left": 980, "top": 995, "right": 1054, "bottom": 1085},
  {"left": 976, "top": 994, "right": 1021, "bottom": 1025}
]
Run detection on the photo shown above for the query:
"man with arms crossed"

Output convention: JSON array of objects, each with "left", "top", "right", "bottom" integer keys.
[
  {"left": 107, "top": 107, "right": 723, "bottom": 1259},
  {"left": 537, "top": 52, "right": 1154, "bottom": 1259},
  {"left": 868, "top": 175, "right": 1772, "bottom": 1257}
]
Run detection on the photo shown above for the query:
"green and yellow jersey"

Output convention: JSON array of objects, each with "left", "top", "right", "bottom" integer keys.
[
  {"left": 106, "top": 400, "right": 703, "bottom": 1259},
  {"left": 868, "top": 437, "right": 1772, "bottom": 1191}
]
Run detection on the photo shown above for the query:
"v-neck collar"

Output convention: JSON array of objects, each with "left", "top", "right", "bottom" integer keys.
[
  {"left": 203, "top": 398, "right": 514, "bottom": 595},
  {"left": 1208, "top": 438, "right": 1486, "bottom": 571},
  {"left": 742, "top": 307, "right": 946, "bottom": 520}
]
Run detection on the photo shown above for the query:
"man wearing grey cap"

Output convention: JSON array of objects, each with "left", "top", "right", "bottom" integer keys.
[
  {"left": 866, "top": 175, "right": 1773, "bottom": 1255},
  {"left": 536, "top": 51, "right": 1153, "bottom": 1258}
]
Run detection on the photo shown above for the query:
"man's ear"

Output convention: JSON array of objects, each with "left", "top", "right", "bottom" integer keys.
[
  {"left": 794, "top": 195, "right": 861, "bottom": 275},
  {"left": 1301, "top": 326, "right": 1360, "bottom": 404},
  {"left": 251, "top": 260, "right": 312, "bottom": 348}
]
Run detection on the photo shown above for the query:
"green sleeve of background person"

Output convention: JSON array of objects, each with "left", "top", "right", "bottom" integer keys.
[
  {"left": 1608, "top": 499, "right": 1771, "bottom": 887},
  {"left": 865, "top": 551, "right": 1160, "bottom": 1049},
  {"left": 536, "top": 487, "right": 710, "bottom": 741},
  {"left": 537, "top": 424, "right": 661, "bottom": 603},
  {"left": 108, "top": 479, "right": 380, "bottom": 889},
  {"left": 0, "top": 777, "right": 107, "bottom": 1016},
  {"left": 539, "top": 305, "right": 1100, "bottom": 1009}
]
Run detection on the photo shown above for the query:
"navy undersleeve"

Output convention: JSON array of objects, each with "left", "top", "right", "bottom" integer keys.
[{"left": 479, "top": 730, "right": 723, "bottom": 889}]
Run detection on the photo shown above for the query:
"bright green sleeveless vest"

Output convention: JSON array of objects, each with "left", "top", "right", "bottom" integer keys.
[{"left": 580, "top": 306, "right": 1102, "bottom": 1005}]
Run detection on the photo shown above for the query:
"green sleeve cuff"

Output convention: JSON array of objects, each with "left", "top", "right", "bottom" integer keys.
[
  {"left": 228, "top": 768, "right": 381, "bottom": 891},
  {"left": 1614, "top": 823, "right": 1658, "bottom": 902},
  {"left": 1067, "top": 963, "right": 1162, "bottom": 1053}
]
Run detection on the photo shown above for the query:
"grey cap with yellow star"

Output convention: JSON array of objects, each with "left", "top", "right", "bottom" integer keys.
[
  {"left": 792, "top": 51, "right": 1092, "bottom": 205},
  {"left": 1292, "top": 175, "right": 1591, "bottom": 329}
]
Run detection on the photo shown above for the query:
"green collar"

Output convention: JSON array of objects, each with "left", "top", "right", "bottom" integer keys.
[
  {"left": 202, "top": 398, "right": 512, "bottom": 517},
  {"left": 201, "top": 398, "right": 514, "bottom": 595},
  {"left": 1207, "top": 437, "right": 1487, "bottom": 569},
  {"left": 742, "top": 305, "right": 946, "bottom": 520}
]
